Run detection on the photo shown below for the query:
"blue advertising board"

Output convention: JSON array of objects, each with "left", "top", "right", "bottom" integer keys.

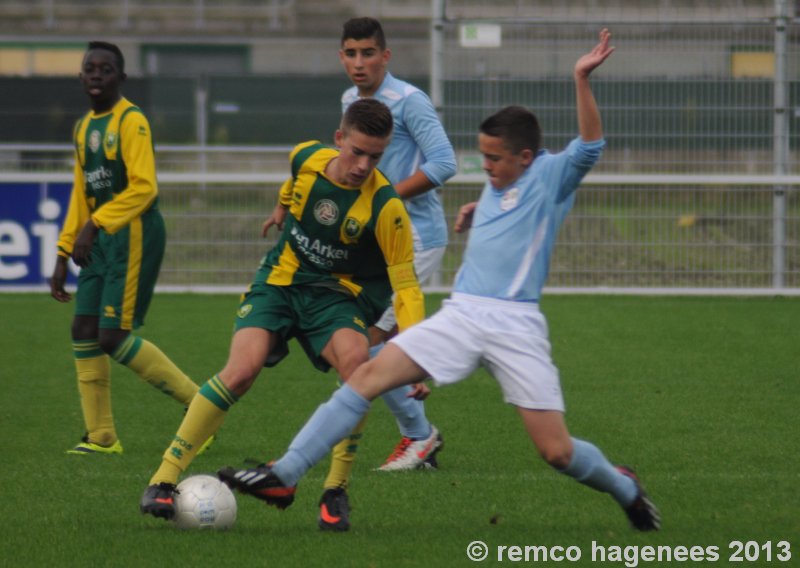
[{"left": 0, "top": 182, "right": 78, "bottom": 287}]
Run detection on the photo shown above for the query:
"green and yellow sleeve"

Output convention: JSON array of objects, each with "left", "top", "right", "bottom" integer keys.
[
  {"left": 56, "top": 152, "right": 90, "bottom": 258},
  {"left": 375, "top": 197, "right": 425, "bottom": 331},
  {"left": 91, "top": 111, "right": 158, "bottom": 234}
]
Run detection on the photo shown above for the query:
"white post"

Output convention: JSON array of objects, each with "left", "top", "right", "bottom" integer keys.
[
  {"left": 195, "top": 80, "right": 208, "bottom": 192},
  {"left": 430, "top": 0, "right": 446, "bottom": 288},
  {"left": 430, "top": 0, "right": 445, "bottom": 115},
  {"left": 773, "top": 0, "right": 788, "bottom": 289}
]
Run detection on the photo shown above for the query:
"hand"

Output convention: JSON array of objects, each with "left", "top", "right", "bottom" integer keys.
[
  {"left": 261, "top": 203, "right": 288, "bottom": 237},
  {"left": 50, "top": 256, "right": 72, "bottom": 303},
  {"left": 71, "top": 220, "right": 99, "bottom": 267},
  {"left": 454, "top": 201, "right": 478, "bottom": 233},
  {"left": 575, "top": 28, "right": 614, "bottom": 79},
  {"left": 407, "top": 381, "right": 431, "bottom": 400}
]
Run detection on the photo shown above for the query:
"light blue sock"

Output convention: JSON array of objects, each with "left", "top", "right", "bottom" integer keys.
[
  {"left": 561, "top": 438, "right": 638, "bottom": 506},
  {"left": 372, "top": 343, "right": 431, "bottom": 440},
  {"left": 271, "top": 384, "right": 370, "bottom": 487}
]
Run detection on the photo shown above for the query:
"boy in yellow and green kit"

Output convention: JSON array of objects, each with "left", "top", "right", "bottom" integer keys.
[{"left": 50, "top": 41, "right": 211, "bottom": 456}]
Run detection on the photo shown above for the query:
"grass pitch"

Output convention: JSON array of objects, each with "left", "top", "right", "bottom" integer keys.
[{"left": 1, "top": 293, "right": 797, "bottom": 567}]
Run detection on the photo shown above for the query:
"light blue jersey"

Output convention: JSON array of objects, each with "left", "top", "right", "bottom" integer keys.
[
  {"left": 342, "top": 72, "right": 457, "bottom": 251},
  {"left": 454, "top": 137, "right": 605, "bottom": 301}
]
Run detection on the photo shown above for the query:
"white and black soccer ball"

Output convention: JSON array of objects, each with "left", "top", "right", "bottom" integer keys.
[{"left": 172, "top": 474, "right": 237, "bottom": 530}]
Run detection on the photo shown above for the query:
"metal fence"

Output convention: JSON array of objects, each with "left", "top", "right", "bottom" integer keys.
[
  {"left": 3, "top": 2, "right": 800, "bottom": 292},
  {"left": 433, "top": 2, "right": 800, "bottom": 291}
]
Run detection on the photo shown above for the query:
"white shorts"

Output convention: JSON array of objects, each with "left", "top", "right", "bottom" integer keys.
[
  {"left": 375, "top": 245, "right": 446, "bottom": 332},
  {"left": 390, "top": 292, "right": 565, "bottom": 411}
]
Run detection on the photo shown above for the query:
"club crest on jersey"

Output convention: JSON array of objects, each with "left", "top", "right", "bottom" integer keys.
[
  {"left": 89, "top": 130, "right": 101, "bottom": 153},
  {"left": 343, "top": 217, "right": 363, "bottom": 239},
  {"left": 314, "top": 199, "right": 339, "bottom": 225},
  {"left": 500, "top": 187, "right": 520, "bottom": 211},
  {"left": 237, "top": 304, "right": 253, "bottom": 318},
  {"left": 105, "top": 132, "right": 117, "bottom": 150}
]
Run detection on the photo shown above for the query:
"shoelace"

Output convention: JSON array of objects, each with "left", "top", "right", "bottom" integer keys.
[{"left": 385, "top": 437, "right": 413, "bottom": 462}]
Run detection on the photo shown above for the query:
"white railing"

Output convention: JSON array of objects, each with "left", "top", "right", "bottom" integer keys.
[{"left": 4, "top": 158, "right": 798, "bottom": 294}]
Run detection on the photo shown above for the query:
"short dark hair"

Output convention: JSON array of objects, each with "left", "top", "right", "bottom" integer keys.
[
  {"left": 341, "top": 17, "right": 387, "bottom": 50},
  {"left": 342, "top": 98, "right": 393, "bottom": 139},
  {"left": 86, "top": 41, "right": 125, "bottom": 74},
  {"left": 480, "top": 105, "right": 542, "bottom": 155}
]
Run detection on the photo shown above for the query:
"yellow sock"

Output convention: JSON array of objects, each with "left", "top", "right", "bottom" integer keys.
[
  {"left": 150, "top": 375, "right": 237, "bottom": 485},
  {"left": 323, "top": 413, "right": 369, "bottom": 490},
  {"left": 73, "top": 341, "right": 116, "bottom": 447},
  {"left": 112, "top": 335, "right": 199, "bottom": 405}
]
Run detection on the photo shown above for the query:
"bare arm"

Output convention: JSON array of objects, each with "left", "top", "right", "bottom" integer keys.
[{"left": 575, "top": 28, "right": 615, "bottom": 142}]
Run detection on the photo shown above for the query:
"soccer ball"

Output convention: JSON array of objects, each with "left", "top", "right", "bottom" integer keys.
[{"left": 172, "top": 474, "right": 237, "bottom": 530}]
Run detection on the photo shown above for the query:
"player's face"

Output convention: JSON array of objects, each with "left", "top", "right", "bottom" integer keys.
[
  {"left": 478, "top": 133, "right": 534, "bottom": 190},
  {"left": 331, "top": 128, "right": 390, "bottom": 187},
  {"left": 339, "top": 38, "right": 390, "bottom": 97},
  {"left": 80, "top": 49, "right": 124, "bottom": 112}
]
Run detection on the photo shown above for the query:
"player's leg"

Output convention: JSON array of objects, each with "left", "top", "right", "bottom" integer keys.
[
  {"left": 66, "top": 253, "right": 120, "bottom": 454},
  {"left": 219, "top": 303, "right": 482, "bottom": 511},
  {"left": 67, "top": 312, "right": 119, "bottom": 454},
  {"left": 154, "top": 327, "right": 272, "bottom": 483},
  {"left": 373, "top": 246, "right": 444, "bottom": 470},
  {"left": 141, "top": 326, "right": 274, "bottom": 519},
  {"left": 371, "top": 316, "right": 441, "bottom": 471},
  {"left": 101, "top": 215, "right": 199, "bottom": 406},
  {"left": 485, "top": 299, "right": 659, "bottom": 530},
  {"left": 141, "top": 282, "right": 291, "bottom": 519},
  {"left": 221, "top": 343, "right": 429, "bottom": 504},
  {"left": 516, "top": 408, "right": 660, "bottom": 531},
  {"left": 315, "top": 327, "right": 370, "bottom": 530}
]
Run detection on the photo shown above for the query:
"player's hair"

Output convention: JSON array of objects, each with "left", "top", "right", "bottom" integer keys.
[
  {"left": 341, "top": 17, "right": 387, "bottom": 50},
  {"left": 86, "top": 41, "right": 125, "bottom": 74},
  {"left": 480, "top": 105, "right": 542, "bottom": 155},
  {"left": 342, "top": 98, "right": 393, "bottom": 139}
]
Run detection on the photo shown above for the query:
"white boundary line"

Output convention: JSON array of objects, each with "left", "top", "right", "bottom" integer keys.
[
  {"left": 4, "top": 284, "right": 800, "bottom": 296},
  {"left": 6, "top": 172, "right": 800, "bottom": 185}
]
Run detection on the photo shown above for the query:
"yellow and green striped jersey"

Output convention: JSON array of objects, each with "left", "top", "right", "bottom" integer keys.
[
  {"left": 260, "top": 141, "right": 424, "bottom": 331},
  {"left": 57, "top": 97, "right": 159, "bottom": 257}
]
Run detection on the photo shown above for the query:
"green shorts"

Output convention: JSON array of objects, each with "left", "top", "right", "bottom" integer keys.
[
  {"left": 74, "top": 210, "right": 165, "bottom": 331},
  {"left": 233, "top": 282, "right": 370, "bottom": 372}
]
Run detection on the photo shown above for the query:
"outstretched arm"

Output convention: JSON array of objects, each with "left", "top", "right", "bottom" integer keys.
[{"left": 575, "top": 28, "right": 615, "bottom": 142}]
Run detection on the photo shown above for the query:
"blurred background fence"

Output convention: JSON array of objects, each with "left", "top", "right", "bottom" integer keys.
[{"left": 2, "top": 0, "right": 799, "bottom": 292}]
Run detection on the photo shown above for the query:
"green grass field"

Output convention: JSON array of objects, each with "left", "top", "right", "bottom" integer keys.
[{"left": 2, "top": 293, "right": 798, "bottom": 567}]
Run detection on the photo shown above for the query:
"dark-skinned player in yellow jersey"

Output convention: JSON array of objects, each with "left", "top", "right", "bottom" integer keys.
[{"left": 51, "top": 41, "right": 211, "bottom": 456}]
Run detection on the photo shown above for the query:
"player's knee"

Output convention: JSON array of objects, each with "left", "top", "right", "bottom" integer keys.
[
  {"left": 97, "top": 329, "right": 128, "bottom": 355},
  {"left": 538, "top": 444, "right": 573, "bottom": 470},
  {"left": 337, "top": 348, "right": 370, "bottom": 380},
  {"left": 346, "top": 359, "right": 382, "bottom": 400},
  {"left": 71, "top": 316, "right": 98, "bottom": 342},
  {"left": 218, "top": 366, "right": 260, "bottom": 396}
]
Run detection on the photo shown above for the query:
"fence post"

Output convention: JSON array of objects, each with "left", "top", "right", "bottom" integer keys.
[
  {"left": 773, "top": 0, "right": 788, "bottom": 289},
  {"left": 430, "top": 0, "right": 445, "bottom": 117},
  {"left": 195, "top": 78, "right": 208, "bottom": 192},
  {"left": 430, "top": 0, "right": 446, "bottom": 288}
]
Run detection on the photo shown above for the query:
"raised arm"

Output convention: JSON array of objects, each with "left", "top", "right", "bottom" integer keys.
[{"left": 575, "top": 28, "right": 614, "bottom": 142}]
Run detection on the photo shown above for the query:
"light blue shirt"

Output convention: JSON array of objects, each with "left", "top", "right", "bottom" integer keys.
[
  {"left": 454, "top": 137, "right": 605, "bottom": 301},
  {"left": 342, "top": 72, "right": 457, "bottom": 250}
]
